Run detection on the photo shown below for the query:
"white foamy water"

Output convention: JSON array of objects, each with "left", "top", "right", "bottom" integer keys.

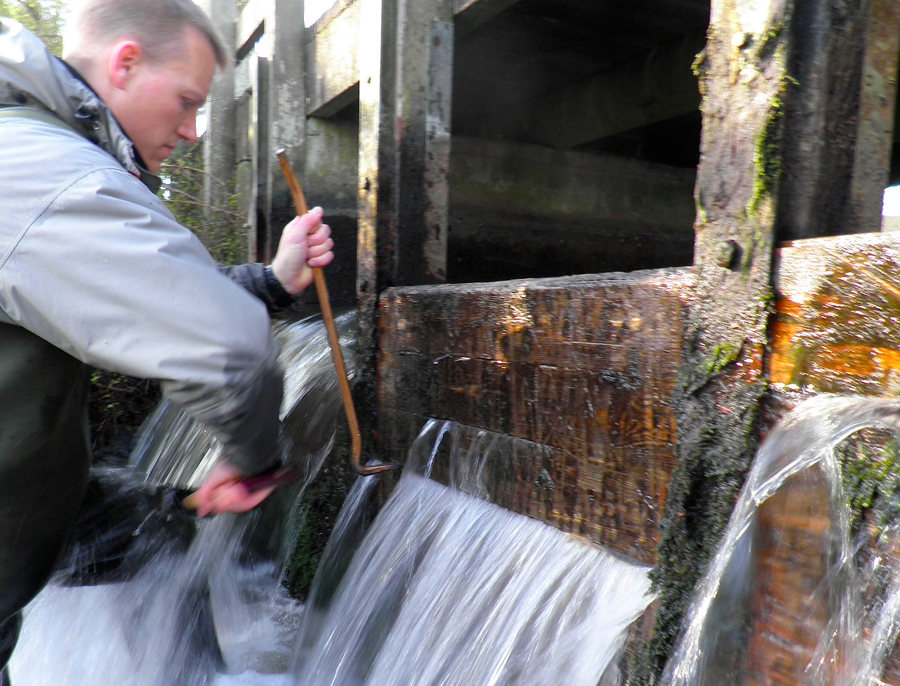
[
  {"left": 10, "top": 516, "right": 297, "bottom": 686},
  {"left": 7, "top": 314, "right": 655, "bottom": 684},
  {"left": 293, "top": 473, "right": 652, "bottom": 686},
  {"left": 292, "top": 419, "right": 654, "bottom": 686},
  {"left": 10, "top": 314, "right": 355, "bottom": 685},
  {"left": 10, "top": 582, "right": 296, "bottom": 686}
]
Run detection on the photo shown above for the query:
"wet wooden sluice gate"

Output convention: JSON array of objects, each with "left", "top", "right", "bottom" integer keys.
[
  {"left": 377, "top": 269, "right": 694, "bottom": 565},
  {"left": 376, "top": 229, "right": 900, "bottom": 683}
]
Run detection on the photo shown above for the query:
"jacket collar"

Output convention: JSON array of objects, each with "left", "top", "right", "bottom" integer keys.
[{"left": 0, "top": 18, "right": 162, "bottom": 192}]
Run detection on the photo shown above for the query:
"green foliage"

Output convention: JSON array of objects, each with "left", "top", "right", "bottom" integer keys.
[
  {"left": 160, "top": 143, "right": 249, "bottom": 266},
  {"left": 88, "top": 369, "right": 161, "bottom": 456},
  {"left": 0, "top": 0, "right": 64, "bottom": 55}
]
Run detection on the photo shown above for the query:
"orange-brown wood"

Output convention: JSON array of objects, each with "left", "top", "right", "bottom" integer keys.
[{"left": 377, "top": 268, "right": 695, "bottom": 564}]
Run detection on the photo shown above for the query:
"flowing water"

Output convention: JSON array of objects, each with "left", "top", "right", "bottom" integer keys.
[
  {"left": 8, "top": 314, "right": 654, "bottom": 685},
  {"left": 661, "top": 394, "right": 900, "bottom": 686},
  {"left": 9, "top": 313, "right": 355, "bottom": 686},
  {"left": 18, "top": 313, "right": 900, "bottom": 686},
  {"left": 291, "top": 419, "right": 654, "bottom": 686}
]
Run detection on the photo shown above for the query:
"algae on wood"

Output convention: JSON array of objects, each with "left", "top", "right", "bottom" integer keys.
[{"left": 630, "top": 2, "right": 792, "bottom": 682}]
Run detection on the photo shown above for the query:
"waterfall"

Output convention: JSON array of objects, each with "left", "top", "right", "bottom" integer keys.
[
  {"left": 291, "top": 419, "right": 654, "bottom": 686},
  {"left": 130, "top": 314, "right": 357, "bottom": 490},
  {"left": 9, "top": 313, "right": 359, "bottom": 686},
  {"left": 660, "top": 394, "right": 900, "bottom": 685},
  {"left": 8, "top": 314, "right": 655, "bottom": 685}
]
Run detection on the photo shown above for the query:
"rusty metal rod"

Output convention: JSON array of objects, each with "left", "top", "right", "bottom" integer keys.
[{"left": 276, "top": 149, "right": 395, "bottom": 476}]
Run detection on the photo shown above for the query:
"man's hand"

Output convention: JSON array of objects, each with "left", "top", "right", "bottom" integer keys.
[
  {"left": 186, "top": 461, "right": 276, "bottom": 517},
  {"left": 270, "top": 207, "right": 334, "bottom": 295}
]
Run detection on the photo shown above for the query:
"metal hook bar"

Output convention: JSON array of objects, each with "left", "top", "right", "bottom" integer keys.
[{"left": 276, "top": 149, "right": 396, "bottom": 476}]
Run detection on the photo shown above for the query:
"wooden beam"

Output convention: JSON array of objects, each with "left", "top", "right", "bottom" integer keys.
[
  {"left": 639, "top": 1, "right": 795, "bottom": 681},
  {"left": 378, "top": 270, "right": 694, "bottom": 564},
  {"left": 770, "top": 231, "right": 900, "bottom": 393}
]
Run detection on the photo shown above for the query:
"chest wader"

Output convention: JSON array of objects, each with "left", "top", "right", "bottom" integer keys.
[
  {"left": 0, "top": 323, "right": 91, "bottom": 675},
  {"left": 0, "top": 107, "right": 96, "bottom": 681}
]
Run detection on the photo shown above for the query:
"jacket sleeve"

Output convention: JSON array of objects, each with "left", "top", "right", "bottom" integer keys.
[
  {"left": 219, "top": 263, "right": 295, "bottom": 315},
  {"left": 0, "top": 167, "right": 284, "bottom": 475}
]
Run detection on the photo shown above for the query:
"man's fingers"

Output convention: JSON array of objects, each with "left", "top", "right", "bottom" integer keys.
[{"left": 198, "top": 481, "right": 276, "bottom": 515}]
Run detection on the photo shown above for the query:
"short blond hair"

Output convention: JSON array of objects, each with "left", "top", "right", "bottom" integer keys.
[{"left": 64, "top": 0, "right": 228, "bottom": 69}]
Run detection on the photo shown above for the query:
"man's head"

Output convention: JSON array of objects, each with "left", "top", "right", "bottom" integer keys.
[{"left": 63, "top": 0, "right": 228, "bottom": 173}]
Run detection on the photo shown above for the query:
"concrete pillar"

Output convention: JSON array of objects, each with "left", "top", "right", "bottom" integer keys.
[
  {"left": 356, "top": 0, "right": 454, "bottom": 461},
  {"left": 389, "top": 0, "right": 454, "bottom": 287},
  {"left": 851, "top": 0, "right": 900, "bottom": 233},
  {"left": 776, "top": 0, "right": 900, "bottom": 239},
  {"left": 201, "top": 0, "right": 236, "bottom": 214},
  {"left": 357, "top": 0, "right": 454, "bottom": 299},
  {"left": 266, "top": 0, "right": 307, "bottom": 261}
]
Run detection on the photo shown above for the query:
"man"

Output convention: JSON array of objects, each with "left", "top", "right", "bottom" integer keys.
[{"left": 0, "top": 0, "right": 333, "bottom": 679}]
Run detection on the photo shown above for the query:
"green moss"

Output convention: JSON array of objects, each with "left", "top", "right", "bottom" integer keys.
[
  {"left": 747, "top": 93, "right": 785, "bottom": 219},
  {"left": 746, "top": 35, "right": 795, "bottom": 223},
  {"left": 703, "top": 343, "right": 741, "bottom": 376},
  {"left": 281, "top": 434, "right": 362, "bottom": 600},
  {"left": 838, "top": 433, "right": 900, "bottom": 538}
]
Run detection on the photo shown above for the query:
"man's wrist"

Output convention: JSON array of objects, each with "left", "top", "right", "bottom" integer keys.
[{"left": 264, "top": 265, "right": 294, "bottom": 305}]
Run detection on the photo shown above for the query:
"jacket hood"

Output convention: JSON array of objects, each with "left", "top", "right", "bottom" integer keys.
[{"left": 0, "top": 18, "right": 157, "bottom": 186}]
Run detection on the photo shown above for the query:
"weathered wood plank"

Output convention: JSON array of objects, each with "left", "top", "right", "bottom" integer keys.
[
  {"left": 769, "top": 231, "right": 900, "bottom": 394},
  {"left": 377, "top": 269, "right": 694, "bottom": 563}
]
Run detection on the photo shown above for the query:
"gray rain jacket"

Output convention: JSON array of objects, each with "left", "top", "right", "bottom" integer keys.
[{"left": 0, "top": 19, "right": 288, "bottom": 476}]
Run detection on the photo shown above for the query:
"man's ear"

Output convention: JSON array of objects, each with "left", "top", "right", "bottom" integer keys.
[{"left": 108, "top": 40, "right": 142, "bottom": 90}]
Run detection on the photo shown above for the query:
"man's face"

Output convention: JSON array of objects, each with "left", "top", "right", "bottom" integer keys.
[{"left": 110, "top": 26, "right": 216, "bottom": 174}]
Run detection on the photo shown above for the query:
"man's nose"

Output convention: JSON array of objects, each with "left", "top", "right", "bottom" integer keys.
[{"left": 178, "top": 115, "right": 199, "bottom": 144}]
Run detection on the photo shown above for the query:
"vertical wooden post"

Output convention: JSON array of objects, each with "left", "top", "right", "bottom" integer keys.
[
  {"left": 638, "top": 0, "right": 900, "bottom": 682},
  {"left": 637, "top": 0, "right": 793, "bottom": 680}
]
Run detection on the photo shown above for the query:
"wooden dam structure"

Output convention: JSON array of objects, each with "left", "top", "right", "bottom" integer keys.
[{"left": 201, "top": 0, "right": 900, "bottom": 682}]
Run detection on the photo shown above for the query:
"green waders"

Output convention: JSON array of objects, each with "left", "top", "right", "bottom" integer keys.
[{"left": 0, "top": 323, "right": 92, "bottom": 675}]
